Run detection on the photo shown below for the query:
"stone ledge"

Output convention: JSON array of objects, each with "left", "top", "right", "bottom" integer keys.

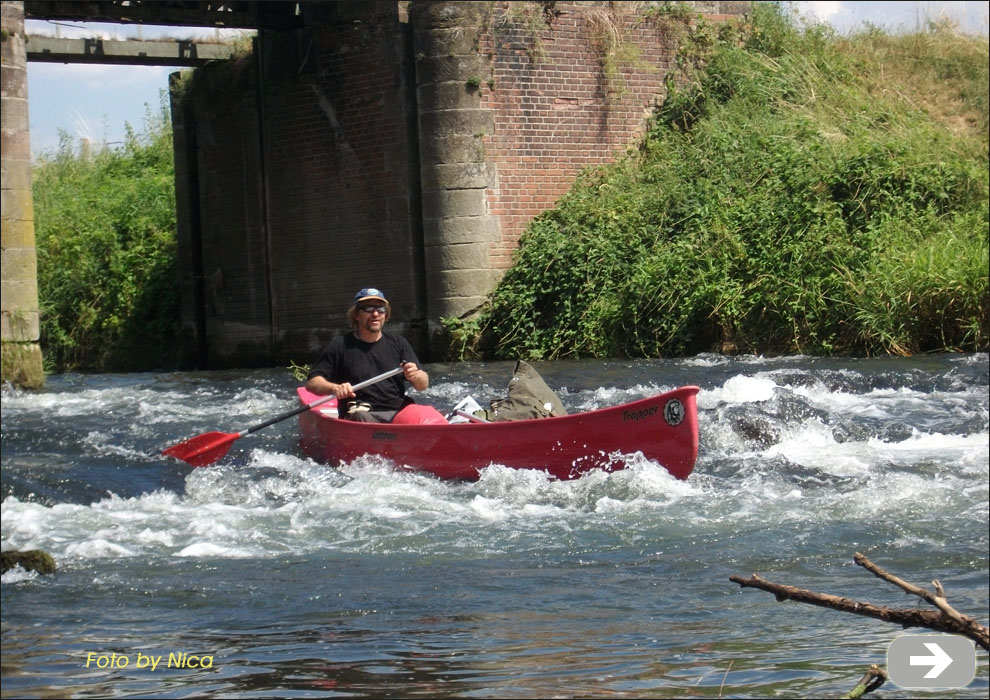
[
  {"left": 423, "top": 215, "right": 497, "bottom": 247},
  {"left": 421, "top": 161, "right": 496, "bottom": 190}
]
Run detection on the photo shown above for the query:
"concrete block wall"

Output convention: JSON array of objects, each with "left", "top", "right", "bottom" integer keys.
[
  {"left": 1, "top": 0, "right": 43, "bottom": 388},
  {"left": 411, "top": 1, "right": 501, "bottom": 328}
]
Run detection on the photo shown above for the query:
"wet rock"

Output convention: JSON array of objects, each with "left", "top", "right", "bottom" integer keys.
[
  {"left": 728, "top": 413, "right": 780, "bottom": 447},
  {"left": 1, "top": 549, "right": 57, "bottom": 575}
]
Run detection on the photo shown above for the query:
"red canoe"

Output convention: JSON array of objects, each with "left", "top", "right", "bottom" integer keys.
[{"left": 297, "top": 385, "right": 700, "bottom": 481}]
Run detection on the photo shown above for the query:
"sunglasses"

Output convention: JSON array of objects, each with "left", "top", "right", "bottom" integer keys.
[{"left": 358, "top": 305, "right": 387, "bottom": 315}]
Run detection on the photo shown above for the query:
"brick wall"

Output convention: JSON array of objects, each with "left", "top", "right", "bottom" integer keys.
[
  {"left": 481, "top": 2, "right": 687, "bottom": 271},
  {"left": 174, "top": 59, "right": 271, "bottom": 367},
  {"left": 261, "top": 12, "right": 424, "bottom": 358},
  {"left": 175, "top": 3, "right": 425, "bottom": 367}
]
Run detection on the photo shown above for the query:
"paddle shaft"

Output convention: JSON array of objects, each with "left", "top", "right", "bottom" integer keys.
[{"left": 235, "top": 366, "right": 404, "bottom": 437}]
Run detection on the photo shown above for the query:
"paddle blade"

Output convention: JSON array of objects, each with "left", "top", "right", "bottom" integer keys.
[{"left": 162, "top": 431, "right": 239, "bottom": 467}]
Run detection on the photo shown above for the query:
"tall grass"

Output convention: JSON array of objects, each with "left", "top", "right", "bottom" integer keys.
[
  {"left": 445, "top": 4, "right": 988, "bottom": 359},
  {"left": 32, "top": 98, "right": 180, "bottom": 372}
]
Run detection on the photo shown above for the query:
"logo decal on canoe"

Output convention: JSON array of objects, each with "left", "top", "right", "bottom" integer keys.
[
  {"left": 663, "top": 399, "right": 685, "bottom": 426},
  {"left": 372, "top": 431, "right": 397, "bottom": 441}
]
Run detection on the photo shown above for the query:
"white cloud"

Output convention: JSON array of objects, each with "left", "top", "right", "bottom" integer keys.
[
  {"left": 793, "top": 0, "right": 989, "bottom": 35},
  {"left": 795, "top": 1, "right": 848, "bottom": 23}
]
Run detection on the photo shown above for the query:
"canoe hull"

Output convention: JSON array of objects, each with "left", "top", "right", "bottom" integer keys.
[{"left": 297, "top": 386, "right": 700, "bottom": 481}]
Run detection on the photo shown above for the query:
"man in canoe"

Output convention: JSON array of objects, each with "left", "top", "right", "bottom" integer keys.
[{"left": 305, "top": 287, "right": 429, "bottom": 423}]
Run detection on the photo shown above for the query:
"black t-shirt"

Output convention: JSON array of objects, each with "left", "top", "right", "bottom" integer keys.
[{"left": 307, "top": 331, "right": 421, "bottom": 412}]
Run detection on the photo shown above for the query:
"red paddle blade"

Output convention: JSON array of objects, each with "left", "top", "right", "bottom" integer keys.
[{"left": 161, "top": 431, "right": 239, "bottom": 467}]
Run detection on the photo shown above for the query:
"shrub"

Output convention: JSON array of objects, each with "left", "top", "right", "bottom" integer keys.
[{"left": 33, "top": 97, "right": 180, "bottom": 371}]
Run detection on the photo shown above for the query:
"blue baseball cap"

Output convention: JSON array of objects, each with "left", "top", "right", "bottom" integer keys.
[{"left": 353, "top": 288, "right": 388, "bottom": 305}]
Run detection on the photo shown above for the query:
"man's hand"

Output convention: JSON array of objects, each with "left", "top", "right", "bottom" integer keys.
[
  {"left": 332, "top": 381, "right": 356, "bottom": 399},
  {"left": 401, "top": 361, "right": 429, "bottom": 391},
  {"left": 304, "top": 375, "right": 355, "bottom": 399}
]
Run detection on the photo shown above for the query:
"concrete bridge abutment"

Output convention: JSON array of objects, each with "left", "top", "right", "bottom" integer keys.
[
  {"left": 411, "top": 1, "right": 502, "bottom": 334},
  {"left": 1, "top": 0, "right": 43, "bottom": 388}
]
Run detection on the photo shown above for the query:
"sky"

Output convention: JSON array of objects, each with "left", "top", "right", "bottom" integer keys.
[
  {"left": 25, "top": 23, "right": 251, "bottom": 157},
  {"left": 23, "top": 1, "right": 990, "bottom": 159}
]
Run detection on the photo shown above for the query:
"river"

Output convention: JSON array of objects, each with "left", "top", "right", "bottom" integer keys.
[{"left": 2, "top": 353, "right": 988, "bottom": 698}]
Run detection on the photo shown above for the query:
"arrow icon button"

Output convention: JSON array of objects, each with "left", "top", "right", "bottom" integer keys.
[
  {"left": 909, "top": 642, "right": 953, "bottom": 678},
  {"left": 888, "top": 634, "right": 976, "bottom": 688}
]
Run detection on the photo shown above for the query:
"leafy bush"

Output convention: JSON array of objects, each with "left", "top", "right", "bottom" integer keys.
[
  {"left": 32, "top": 98, "right": 180, "bottom": 372},
  {"left": 447, "top": 3, "right": 988, "bottom": 359}
]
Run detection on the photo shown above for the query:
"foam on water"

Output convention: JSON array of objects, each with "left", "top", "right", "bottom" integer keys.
[
  {"left": 3, "top": 356, "right": 987, "bottom": 568},
  {"left": 4, "top": 439, "right": 981, "bottom": 567},
  {"left": 703, "top": 374, "right": 778, "bottom": 405},
  {"left": 0, "top": 453, "right": 691, "bottom": 563},
  {"left": 0, "top": 566, "right": 39, "bottom": 584}
]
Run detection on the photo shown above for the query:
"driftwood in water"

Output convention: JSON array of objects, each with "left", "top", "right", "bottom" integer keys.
[
  {"left": 840, "top": 665, "right": 887, "bottom": 699},
  {"left": 729, "top": 552, "right": 989, "bottom": 651}
]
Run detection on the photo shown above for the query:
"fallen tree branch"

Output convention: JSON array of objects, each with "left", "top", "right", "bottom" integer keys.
[
  {"left": 728, "top": 573, "right": 957, "bottom": 630},
  {"left": 729, "top": 555, "right": 989, "bottom": 651},
  {"left": 853, "top": 552, "right": 988, "bottom": 648},
  {"left": 840, "top": 664, "right": 887, "bottom": 699}
]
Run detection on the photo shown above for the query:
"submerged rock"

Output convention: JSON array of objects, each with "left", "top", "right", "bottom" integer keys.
[{"left": 1, "top": 549, "right": 57, "bottom": 575}]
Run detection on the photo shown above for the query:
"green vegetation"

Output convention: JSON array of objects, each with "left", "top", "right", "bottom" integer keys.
[
  {"left": 32, "top": 97, "right": 180, "bottom": 372},
  {"left": 445, "top": 3, "right": 989, "bottom": 360}
]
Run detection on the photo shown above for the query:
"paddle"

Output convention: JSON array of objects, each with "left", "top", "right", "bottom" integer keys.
[{"left": 162, "top": 366, "right": 404, "bottom": 467}]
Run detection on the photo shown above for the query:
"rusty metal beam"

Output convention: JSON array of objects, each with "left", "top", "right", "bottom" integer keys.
[
  {"left": 26, "top": 34, "right": 239, "bottom": 65},
  {"left": 24, "top": 1, "right": 304, "bottom": 30}
]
